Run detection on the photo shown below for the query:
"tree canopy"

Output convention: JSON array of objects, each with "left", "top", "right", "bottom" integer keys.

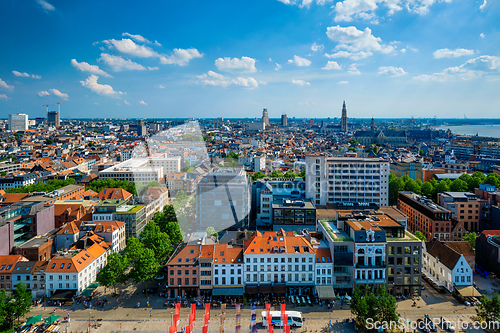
[
  {"left": 6, "top": 178, "right": 75, "bottom": 194},
  {"left": 351, "top": 285, "right": 398, "bottom": 330},
  {"left": 462, "top": 232, "right": 477, "bottom": 249},
  {"left": 96, "top": 252, "right": 129, "bottom": 294},
  {"left": 414, "top": 231, "right": 427, "bottom": 241},
  {"left": 88, "top": 178, "right": 137, "bottom": 195},
  {"left": 0, "top": 282, "right": 33, "bottom": 331},
  {"left": 476, "top": 292, "right": 500, "bottom": 323}
]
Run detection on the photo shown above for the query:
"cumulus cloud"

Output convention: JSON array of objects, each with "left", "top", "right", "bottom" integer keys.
[
  {"left": 288, "top": 55, "right": 311, "bottom": 66},
  {"left": 102, "top": 38, "right": 159, "bottom": 58},
  {"left": 12, "top": 71, "right": 41, "bottom": 79},
  {"left": 337, "top": 81, "right": 349, "bottom": 84},
  {"left": 124, "top": 100, "right": 130, "bottom": 105},
  {"left": 196, "top": 71, "right": 259, "bottom": 88},
  {"left": 413, "top": 55, "right": 500, "bottom": 82},
  {"left": 433, "top": 48, "right": 475, "bottom": 59},
  {"left": 80, "top": 74, "right": 125, "bottom": 97},
  {"left": 139, "top": 100, "right": 147, "bottom": 105},
  {"left": 37, "top": 91, "right": 50, "bottom": 97},
  {"left": 325, "top": 50, "right": 373, "bottom": 60},
  {"left": 0, "top": 94, "right": 8, "bottom": 100},
  {"left": 99, "top": 53, "right": 146, "bottom": 71},
  {"left": 215, "top": 56, "right": 257, "bottom": 73},
  {"left": 311, "top": 43, "right": 324, "bottom": 52},
  {"left": 276, "top": 0, "right": 330, "bottom": 8},
  {"left": 148, "top": 66, "right": 159, "bottom": 71},
  {"left": 157, "top": 85, "right": 165, "bottom": 89},
  {"left": 160, "top": 48, "right": 203, "bottom": 66},
  {"left": 292, "top": 79, "right": 311, "bottom": 86},
  {"left": 322, "top": 61, "right": 342, "bottom": 70},
  {"left": 36, "top": 0, "right": 55, "bottom": 11},
  {"left": 378, "top": 66, "right": 406, "bottom": 76},
  {"left": 71, "top": 59, "right": 112, "bottom": 77},
  {"left": 275, "top": 63, "right": 282, "bottom": 71},
  {"left": 122, "top": 33, "right": 152, "bottom": 44},
  {"left": 347, "top": 64, "right": 361, "bottom": 74},
  {"left": 480, "top": 33, "right": 485, "bottom": 39},
  {"left": 400, "top": 48, "right": 407, "bottom": 53},
  {"left": 326, "top": 26, "right": 395, "bottom": 56},
  {"left": 49, "top": 89, "right": 69, "bottom": 99},
  {"left": 0, "top": 78, "right": 14, "bottom": 90},
  {"left": 479, "top": 0, "right": 487, "bottom": 11}
]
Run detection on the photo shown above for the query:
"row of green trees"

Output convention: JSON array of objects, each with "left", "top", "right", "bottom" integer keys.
[
  {"left": 96, "top": 205, "right": 182, "bottom": 295},
  {"left": 87, "top": 178, "right": 137, "bottom": 196},
  {"left": 6, "top": 178, "right": 76, "bottom": 194},
  {"left": 251, "top": 170, "right": 305, "bottom": 181},
  {"left": 350, "top": 285, "right": 399, "bottom": 332},
  {"left": 0, "top": 283, "right": 33, "bottom": 331},
  {"left": 389, "top": 171, "right": 499, "bottom": 205}
]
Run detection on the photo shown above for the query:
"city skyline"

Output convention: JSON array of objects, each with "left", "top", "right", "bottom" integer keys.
[{"left": 0, "top": 0, "right": 498, "bottom": 119}]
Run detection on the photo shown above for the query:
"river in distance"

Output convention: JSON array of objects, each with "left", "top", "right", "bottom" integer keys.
[{"left": 437, "top": 125, "right": 500, "bottom": 138}]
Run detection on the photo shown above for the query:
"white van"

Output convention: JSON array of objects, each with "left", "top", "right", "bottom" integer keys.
[{"left": 262, "top": 311, "right": 304, "bottom": 327}]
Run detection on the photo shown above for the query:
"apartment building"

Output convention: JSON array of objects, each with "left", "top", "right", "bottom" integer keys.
[
  {"left": 0, "top": 255, "right": 28, "bottom": 292},
  {"left": 423, "top": 239, "right": 473, "bottom": 292},
  {"left": 93, "top": 199, "right": 147, "bottom": 239},
  {"left": 45, "top": 243, "right": 107, "bottom": 296},
  {"left": 438, "top": 192, "right": 483, "bottom": 233},
  {"left": 305, "top": 156, "right": 389, "bottom": 207},
  {"left": 199, "top": 245, "right": 214, "bottom": 297},
  {"left": 212, "top": 244, "right": 244, "bottom": 297},
  {"left": 398, "top": 192, "right": 452, "bottom": 240},
  {"left": 79, "top": 220, "right": 126, "bottom": 252},
  {"left": 271, "top": 199, "right": 316, "bottom": 231},
  {"left": 314, "top": 247, "right": 333, "bottom": 286},
  {"left": 243, "top": 229, "right": 316, "bottom": 296},
  {"left": 0, "top": 173, "right": 38, "bottom": 190},
  {"left": 167, "top": 244, "right": 200, "bottom": 298}
]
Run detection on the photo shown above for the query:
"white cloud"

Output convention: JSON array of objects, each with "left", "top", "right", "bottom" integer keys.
[
  {"left": 288, "top": 55, "right": 311, "bottom": 66},
  {"left": 37, "top": 91, "right": 50, "bottom": 97},
  {"left": 0, "top": 94, "right": 8, "bottom": 100},
  {"left": 148, "top": 66, "right": 159, "bottom": 71},
  {"left": 124, "top": 100, "right": 130, "bottom": 105},
  {"left": 326, "top": 26, "right": 395, "bottom": 55},
  {"left": 479, "top": 0, "right": 487, "bottom": 11},
  {"left": 196, "top": 71, "right": 259, "bottom": 88},
  {"left": 413, "top": 55, "right": 500, "bottom": 82},
  {"left": 378, "top": 66, "right": 406, "bottom": 76},
  {"left": 139, "top": 100, "right": 147, "bottom": 105},
  {"left": 480, "top": 33, "right": 485, "bottom": 39},
  {"left": 325, "top": 50, "right": 373, "bottom": 60},
  {"left": 71, "top": 59, "right": 112, "bottom": 78},
  {"left": 275, "top": 63, "right": 282, "bottom": 71},
  {"left": 292, "top": 79, "right": 311, "bottom": 86},
  {"left": 122, "top": 33, "right": 153, "bottom": 44},
  {"left": 80, "top": 74, "right": 125, "bottom": 97},
  {"left": 12, "top": 71, "right": 41, "bottom": 79},
  {"left": 160, "top": 48, "right": 203, "bottom": 66},
  {"left": 337, "top": 81, "right": 349, "bottom": 84},
  {"left": 400, "top": 48, "right": 406, "bottom": 53},
  {"left": 322, "top": 61, "right": 342, "bottom": 70},
  {"left": 157, "top": 85, "right": 165, "bottom": 89},
  {"left": 311, "top": 43, "right": 324, "bottom": 52},
  {"left": 36, "top": 0, "right": 55, "bottom": 11},
  {"left": 215, "top": 56, "right": 257, "bottom": 73},
  {"left": 347, "top": 64, "right": 361, "bottom": 74},
  {"left": 0, "top": 78, "right": 14, "bottom": 90},
  {"left": 99, "top": 53, "right": 146, "bottom": 71},
  {"left": 433, "top": 48, "right": 475, "bottom": 59},
  {"left": 102, "top": 38, "right": 159, "bottom": 58},
  {"left": 49, "top": 89, "right": 69, "bottom": 99}
]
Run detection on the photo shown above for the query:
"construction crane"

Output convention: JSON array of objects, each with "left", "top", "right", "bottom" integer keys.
[{"left": 57, "top": 101, "right": 65, "bottom": 112}]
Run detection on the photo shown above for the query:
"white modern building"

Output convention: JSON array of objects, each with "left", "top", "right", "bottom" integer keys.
[
  {"left": 305, "top": 156, "right": 389, "bottom": 206},
  {"left": 8, "top": 113, "right": 28, "bottom": 132},
  {"left": 99, "top": 158, "right": 164, "bottom": 183}
]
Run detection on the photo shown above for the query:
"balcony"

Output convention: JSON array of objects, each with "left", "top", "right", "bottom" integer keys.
[
  {"left": 332, "top": 271, "right": 351, "bottom": 276},
  {"left": 356, "top": 262, "right": 386, "bottom": 268},
  {"left": 356, "top": 279, "right": 386, "bottom": 284}
]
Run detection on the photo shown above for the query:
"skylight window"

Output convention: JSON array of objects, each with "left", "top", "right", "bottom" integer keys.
[
  {"left": 60, "top": 264, "right": 65, "bottom": 269},
  {"left": 67, "top": 263, "right": 71, "bottom": 269},
  {"left": 51, "top": 263, "right": 56, "bottom": 269}
]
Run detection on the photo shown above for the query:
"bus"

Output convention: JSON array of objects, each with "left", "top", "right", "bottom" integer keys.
[{"left": 261, "top": 311, "right": 304, "bottom": 328}]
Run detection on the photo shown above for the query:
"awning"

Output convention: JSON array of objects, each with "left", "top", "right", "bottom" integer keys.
[
  {"left": 26, "top": 315, "right": 43, "bottom": 325},
  {"left": 245, "top": 285, "right": 287, "bottom": 294},
  {"left": 212, "top": 287, "right": 244, "bottom": 296},
  {"left": 457, "top": 286, "right": 482, "bottom": 297},
  {"left": 49, "top": 289, "right": 77, "bottom": 300},
  {"left": 45, "top": 315, "right": 61, "bottom": 324},
  {"left": 88, "top": 282, "right": 100, "bottom": 289},
  {"left": 315, "top": 286, "right": 336, "bottom": 299}
]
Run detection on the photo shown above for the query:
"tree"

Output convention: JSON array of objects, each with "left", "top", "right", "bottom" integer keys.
[
  {"left": 485, "top": 173, "right": 500, "bottom": 188},
  {"left": 283, "top": 170, "right": 297, "bottom": 179},
  {"left": 124, "top": 237, "right": 144, "bottom": 263},
  {"left": 421, "top": 181, "right": 434, "bottom": 199},
  {"left": 348, "top": 138, "right": 359, "bottom": 146},
  {"left": 206, "top": 226, "right": 216, "bottom": 237},
  {"left": 45, "top": 138, "right": 53, "bottom": 145},
  {"left": 140, "top": 221, "right": 173, "bottom": 263},
  {"left": 165, "top": 222, "right": 183, "bottom": 245},
  {"left": 130, "top": 248, "right": 160, "bottom": 294},
  {"left": 462, "top": 232, "right": 477, "bottom": 250},
  {"left": 414, "top": 231, "right": 426, "bottom": 241},
  {"left": 226, "top": 152, "right": 240, "bottom": 160},
  {"left": 404, "top": 179, "right": 421, "bottom": 195},
  {"left": 270, "top": 170, "right": 284, "bottom": 178},
  {"left": 96, "top": 252, "right": 129, "bottom": 294},
  {"left": 351, "top": 285, "right": 398, "bottom": 330},
  {"left": 434, "top": 180, "right": 451, "bottom": 200},
  {"left": 250, "top": 171, "right": 266, "bottom": 181},
  {"left": 299, "top": 170, "right": 305, "bottom": 180},
  {"left": 476, "top": 292, "right": 500, "bottom": 323},
  {"left": 450, "top": 179, "right": 468, "bottom": 192},
  {"left": 389, "top": 174, "right": 405, "bottom": 205},
  {"left": 163, "top": 205, "right": 178, "bottom": 223},
  {"left": 374, "top": 286, "right": 399, "bottom": 325},
  {"left": 0, "top": 290, "right": 7, "bottom": 329},
  {"left": 5, "top": 282, "right": 33, "bottom": 329}
]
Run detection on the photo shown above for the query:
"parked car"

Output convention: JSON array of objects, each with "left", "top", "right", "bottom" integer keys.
[{"left": 441, "top": 317, "right": 455, "bottom": 332}]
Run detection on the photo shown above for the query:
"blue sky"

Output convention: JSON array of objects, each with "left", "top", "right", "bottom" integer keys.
[{"left": 0, "top": 0, "right": 498, "bottom": 119}]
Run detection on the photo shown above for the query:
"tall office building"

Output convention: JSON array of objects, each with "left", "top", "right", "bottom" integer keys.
[
  {"left": 137, "top": 119, "right": 146, "bottom": 136},
  {"left": 47, "top": 111, "right": 60, "bottom": 127},
  {"left": 305, "top": 155, "right": 389, "bottom": 206},
  {"left": 8, "top": 113, "right": 28, "bottom": 132},
  {"left": 262, "top": 109, "right": 269, "bottom": 126},
  {"left": 341, "top": 101, "right": 348, "bottom": 132},
  {"left": 281, "top": 114, "right": 288, "bottom": 127}
]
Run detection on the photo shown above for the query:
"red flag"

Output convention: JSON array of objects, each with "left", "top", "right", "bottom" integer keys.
[
  {"left": 280, "top": 304, "right": 286, "bottom": 326},
  {"left": 176, "top": 302, "right": 181, "bottom": 315},
  {"left": 286, "top": 324, "right": 291, "bottom": 333},
  {"left": 169, "top": 325, "right": 176, "bottom": 333},
  {"left": 283, "top": 314, "right": 288, "bottom": 330},
  {"left": 267, "top": 313, "right": 272, "bottom": 333},
  {"left": 189, "top": 313, "right": 194, "bottom": 327},
  {"left": 186, "top": 326, "right": 191, "bottom": 333},
  {"left": 204, "top": 313, "right": 210, "bottom": 326},
  {"left": 266, "top": 303, "right": 270, "bottom": 315},
  {"left": 202, "top": 325, "right": 208, "bottom": 333},
  {"left": 206, "top": 303, "right": 211, "bottom": 320},
  {"left": 191, "top": 303, "right": 196, "bottom": 321}
]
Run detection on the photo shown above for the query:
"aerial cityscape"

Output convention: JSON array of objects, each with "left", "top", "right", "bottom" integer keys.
[{"left": 1, "top": 1, "right": 500, "bottom": 333}]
